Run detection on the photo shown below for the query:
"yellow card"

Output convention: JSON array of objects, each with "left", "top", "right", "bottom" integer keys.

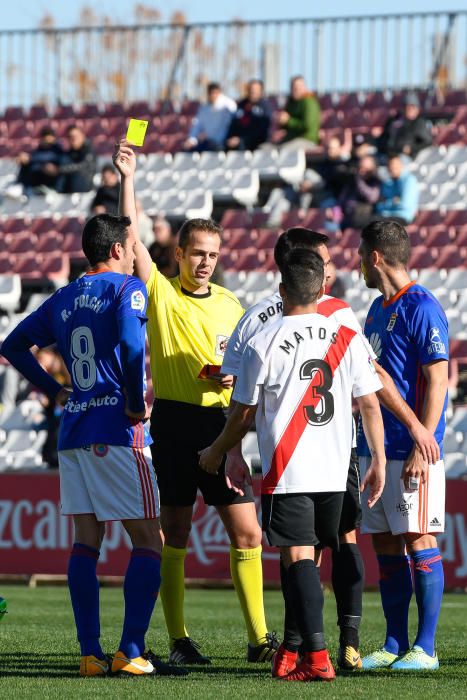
[{"left": 126, "top": 119, "right": 149, "bottom": 147}]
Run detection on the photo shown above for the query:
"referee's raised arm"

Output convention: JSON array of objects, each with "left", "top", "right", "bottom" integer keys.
[{"left": 113, "top": 139, "right": 153, "bottom": 284}]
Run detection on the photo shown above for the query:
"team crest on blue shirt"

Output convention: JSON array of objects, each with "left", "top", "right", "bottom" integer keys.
[
  {"left": 131, "top": 290, "right": 145, "bottom": 311},
  {"left": 93, "top": 444, "right": 109, "bottom": 457},
  {"left": 386, "top": 313, "right": 397, "bottom": 331}
]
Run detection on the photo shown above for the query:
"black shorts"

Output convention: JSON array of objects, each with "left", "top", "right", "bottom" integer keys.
[
  {"left": 150, "top": 399, "right": 255, "bottom": 507},
  {"left": 261, "top": 491, "right": 344, "bottom": 548},
  {"left": 339, "top": 448, "right": 362, "bottom": 536}
]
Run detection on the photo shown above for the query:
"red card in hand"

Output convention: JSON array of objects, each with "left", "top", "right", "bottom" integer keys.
[{"left": 198, "top": 364, "right": 222, "bottom": 379}]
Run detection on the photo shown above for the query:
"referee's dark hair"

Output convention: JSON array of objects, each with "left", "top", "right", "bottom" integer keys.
[
  {"left": 361, "top": 219, "right": 410, "bottom": 267},
  {"left": 280, "top": 248, "right": 325, "bottom": 306},
  {"left": 274, "top": 227, "right": 329, "bottom": 268},
  {"left": 82, "top": 214, "right": 131, "bottom": 266},
  {"left": 178, "top": 218, "right": 223, "bottom": 250}
]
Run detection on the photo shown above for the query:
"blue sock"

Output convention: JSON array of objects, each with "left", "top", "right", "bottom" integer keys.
[
  {"left": 119, "top": 548, "right": 161, "bottom": 659},
  {"left": 377, "top": 554, "right": 412, "bottom": 655},
  {"left": 67, "top": 542, "right": 103, "bottom": 658},
  {"left": 411, "top": 548, "right": 444, "bottom": 656}
]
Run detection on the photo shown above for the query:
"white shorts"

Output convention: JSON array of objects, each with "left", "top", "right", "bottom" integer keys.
[
  {"left": 359, "top": 457, "right": 445, "bottom": 535},
  {"left": 59, "top": 444, "right": 159, "bottom": 522}
]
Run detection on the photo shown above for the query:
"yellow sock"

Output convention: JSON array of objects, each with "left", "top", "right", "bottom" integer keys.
[
  {"left": 160, "top": 545, "right": 188, "bottom": 644},
  {"left": 230, "top": 545, "right": 268, "bottom": 646}
]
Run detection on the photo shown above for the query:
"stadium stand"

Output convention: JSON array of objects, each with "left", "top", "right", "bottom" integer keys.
[{"left": 0, "top": 86, "right": 466, "bottom": 475}]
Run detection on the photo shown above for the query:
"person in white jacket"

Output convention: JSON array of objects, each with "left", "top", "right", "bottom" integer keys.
[{"left": 184, "top": 82, "right": 236, "bottom": 152}]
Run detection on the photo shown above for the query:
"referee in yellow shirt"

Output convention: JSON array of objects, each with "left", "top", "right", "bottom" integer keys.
[{"left": 113, "top": 141, "right": 277, "bottom": 665}]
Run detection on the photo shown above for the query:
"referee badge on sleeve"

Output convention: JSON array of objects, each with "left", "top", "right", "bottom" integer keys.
[{"left": 215, "top": 335, "right": 230, "bottom": 356}]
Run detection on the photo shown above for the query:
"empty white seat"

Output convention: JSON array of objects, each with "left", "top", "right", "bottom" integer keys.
[
  {"left": 0, "top": 429, "right": 47, "bottom": 456},
  {"left": 184, "top": 191, "right": 213, "bottom": 220},
  {"left": 451, "top": 407, "right": 467, "bottom": 432},
  {"left": 417, "top": 269, "right": 447, "bottom": 289},
  {"left": 171, "top": 152, "right": 200, "bottom": 173},
  {"left": 443, "top": 427, "right": 462, "bottom": 453},
  {"left": 445, "top": 145, "right": 467, "bottom": 167},
  {"left": 250, "top": 149, "right": 279, "bottom": 176},
  {"left": 198, "top": 151, "right": 226, "bottom": 171},
  {"left": 415, "top": 146, "right": 446, "bottom": 167},
  {"left": 230, "top": 169, "right": 259, "bottom": 207},
  {"left": 177, "top": 171, "right": 206, "bottom": 191},
  {"left": 445, "top": 268, "right": 467, "bottom": 291},
  {"left": 423, "top": 165, "right": 449, "bottom": 187},
  {"left": 444, "top": 452, "right": 467, "bottom": 479},
  {"left": 144, "top": 153, "right": 173, "bottom": 172},
  {"left": 0, "top": 159, "right": 17, "bottom": 176},
  {"left": 276, "top": 149, "right": 306, "bottom": 185},
  {"left": 0, "top": 274, "right": 21, "bottom": 313},
  {"left": 223, "top": 270, "right": 246, "bottom": 292},
  {"left": 224, "top": 151, "right": 253, "bottom": 170},
  {"left": 242, "top": 271, "right": 276, "bottom": 293}
]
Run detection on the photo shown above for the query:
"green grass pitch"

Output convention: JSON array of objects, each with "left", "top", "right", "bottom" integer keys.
[{"left": 0, "top": 586, "right": 466, "bottom": 698}]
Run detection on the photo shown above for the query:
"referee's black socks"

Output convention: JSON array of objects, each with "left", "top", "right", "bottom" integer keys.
[
  {"left": 287, "top": 559, "right": 326, "bottom": 652},
  {"left": 331, "top": 543, "right": 364, "bottom": 649}
]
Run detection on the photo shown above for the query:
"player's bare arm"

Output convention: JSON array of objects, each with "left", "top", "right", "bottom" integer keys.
[
  {"left": 223, "top": 396, "right": 255, "bottom": 493},
  {"left": 374, "top": 360, "right": 440, "bottom": 464},
  {"left": 401, "top": 359, "right": 448, "bottom": 489},
  {"left": 113, "top": 140, "right": 153, "bottom": 283},
  {"left": 357, "top": 392, "right": 386, "bottom": 508},
  {"left": 198, "top": 402, "right": 257, "bottom": 474}
]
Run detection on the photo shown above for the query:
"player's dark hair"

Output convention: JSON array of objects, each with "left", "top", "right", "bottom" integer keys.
[
  {"left": 178, "top": 218, "right": 223, "bottom": 250},
  {"left": 361, "top": 219, "right": 410, "bottom": 267},
  {"left": 274, "top": 228, "right": 329, "bottom": 268},
  {"left": 281, "top": 248, "right": 324, "bottom": 305},
  {"left": 207, "top": 82, "right": 221, "bottom": 92},
  {"left": 82, "top": 214, "right": 131, "bottom": 266}
]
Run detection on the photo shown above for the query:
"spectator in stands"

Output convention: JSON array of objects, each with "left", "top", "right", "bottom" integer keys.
[
  {"left": 378, "top": 92, "right": 432, "bottom": 160},
  {"left": 16, "top": 126, "right": 64, "bottom": 196},
  {"left": 337, "top": 155, "right": 381, "bottom": 229},
  {"left": 90, "top": 163, "right": 120, "bottom": 215},
  {"left": 304, "top": 136, "right": 352, "bottom": 208},
  {"left": 376, "top": 154, "right": 419, "bottom": 224},
  {"left": 225, "top": 79, "right": 272, "bottom": 151},
  {"left": 277, "top": 75, "right": 321, "bottom": 148},
  {"left": 148, "top": 217, "right": 179, "bottom": 278},
  {"left": 59, "top": 125, "right": 96, "bottom": 193},
  {"left": 273, "top": 136, "right": 351, "bottom": 220},
  {"left": 184, "top": 82, "right": 236, "bottom": 152}
]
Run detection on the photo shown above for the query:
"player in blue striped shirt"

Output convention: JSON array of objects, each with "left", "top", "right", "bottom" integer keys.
[{"left": 357, "top": 220, "right": 448, "bottom": 671}]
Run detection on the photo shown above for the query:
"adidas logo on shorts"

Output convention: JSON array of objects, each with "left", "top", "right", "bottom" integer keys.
[{"left": 430, "top": 517, "right": 441, "bottom": 526}]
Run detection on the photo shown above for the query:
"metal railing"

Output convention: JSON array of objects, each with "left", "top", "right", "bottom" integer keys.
[{"left": 0, "top": 11, "right": 466, "bottom": 110}]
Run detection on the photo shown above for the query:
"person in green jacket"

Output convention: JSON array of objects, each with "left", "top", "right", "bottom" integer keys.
[{"left": 278, "top": 75, "right": 321, "bottom": 146}]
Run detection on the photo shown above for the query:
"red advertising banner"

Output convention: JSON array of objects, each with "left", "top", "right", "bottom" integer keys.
[{"left": 0, "top": 473, "right": 466, "bottom": 588}]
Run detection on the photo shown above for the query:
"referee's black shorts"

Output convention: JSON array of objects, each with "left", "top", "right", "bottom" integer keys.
[
  {"left": 262, "top": 491, "right": 344, "bottom": 549},
  {"left": 339, "top": 448, "right": 362, "bottom": 536},
  {"left": 150, "top": 398, "right": 255, "bottom": 508}
]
